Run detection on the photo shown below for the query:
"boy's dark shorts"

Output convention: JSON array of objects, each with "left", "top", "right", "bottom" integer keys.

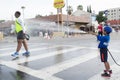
[
  {"left": 17, "top": 31, "right": 25, "bottom": 39},
  {"left": 100, "top": 48, "right": 108, "bottom": 62}
]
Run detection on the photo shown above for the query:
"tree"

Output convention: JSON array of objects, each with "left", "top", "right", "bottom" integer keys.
[
  {"left": 77, "top": 5, "right": 83, "bottom": 10},
  {"left": 35, "top": 14, "right": 42, "bottom": 18},
  {"left": 87, "top": 5, "right": 92, "bottom": 13},
  {"left": 96, "top": 11, "right": 107, "bottom": 24},
  {"left": 66, "top": 5, "right": 73, "bottom": 15},
  {"left": 87, "top": 6, "right": 89, "bottom": 12},
  {"left": 89, "top": 5, "right": 92, "bottom": 13},
  {"left": 0, "top": 20, "right": 5, "bottom": 23}
]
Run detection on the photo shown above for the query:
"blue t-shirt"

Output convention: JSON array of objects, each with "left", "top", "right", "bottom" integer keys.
[{"left": 97, "top": 35, "right": 110, "bottom": 48}]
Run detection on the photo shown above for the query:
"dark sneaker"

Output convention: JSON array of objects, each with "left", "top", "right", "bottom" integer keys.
[
  {"left": 104, "top": 70, "right": 112, "bottom": 74},
  {"left": 109, "top": 70, "right": 112, "bottom": 74},
  {"left": 101, "top": 73, "right": 111, "bottom": 77},
  {"left": 22, "top": 51, "right": 30, "bottom": 57}
]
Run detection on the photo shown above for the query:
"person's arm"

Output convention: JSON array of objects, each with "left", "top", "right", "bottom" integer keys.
[
  {"left": 97, "top": 35, "right": 103, "bottom": 41},
  {"left": 103, "top": 36, "right": 110, "bottom": 46}
]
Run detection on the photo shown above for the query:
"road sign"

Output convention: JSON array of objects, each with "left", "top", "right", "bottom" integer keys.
[{"left": 54, "top": 0, "right": 65, "bottom": 8}]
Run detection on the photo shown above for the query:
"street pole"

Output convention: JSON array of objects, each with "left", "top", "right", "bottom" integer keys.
[
  {"left": 57, "top": 8, "right": 59, "bottom": 32},
  {"left": 90, "top": 13, "right": 92, "bottom": 33},
  {"left": 21, "top": 6, "right": 25, "bottom": 20},
  {"left": 54, "top": 0, "right": 65, "bottom": 32},
  {"left": 66, "top": 0, "right": 69, "bottom": 36}
]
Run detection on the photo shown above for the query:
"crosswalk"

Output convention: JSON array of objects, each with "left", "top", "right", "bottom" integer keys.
[
  {"left": 88, "top": 61, "right": 120, "bottom": 80},
  {"left": 0, "top": 43, "right": 120, "bottom": 80}
]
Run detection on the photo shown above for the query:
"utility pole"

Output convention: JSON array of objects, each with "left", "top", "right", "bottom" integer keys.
[
  {"left": 66, "top": 0, "right": 69, "bottom": 36},
  {"left": 54, "top": 0, "right": 65, "bottom": 32},
  {"left": 21, "top": 6, "right": 25, "bottom": 20}
]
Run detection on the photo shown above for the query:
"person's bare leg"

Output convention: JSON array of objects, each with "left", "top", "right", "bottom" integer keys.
[
  {"left": 104, "top": 62, "right": 110, "bottom": 71},
  {"left": 16, "top": 39, "right": 22, "bottom": 52},
  {"left": 22, "top": 39, "right": 28, "bottom": 51}
]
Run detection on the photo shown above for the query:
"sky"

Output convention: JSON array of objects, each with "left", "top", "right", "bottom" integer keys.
[{"left": 0, "top": 0, "right": 120, "bottom": 20}]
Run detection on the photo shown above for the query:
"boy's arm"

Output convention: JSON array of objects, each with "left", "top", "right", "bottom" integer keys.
[{"left": 97, "top": 35, "right": 103, "bottom": 41}]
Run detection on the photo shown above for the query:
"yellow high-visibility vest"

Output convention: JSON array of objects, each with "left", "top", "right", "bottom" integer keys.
[{"left": 15, "top": 19, "right": 23, "bottom": 33}]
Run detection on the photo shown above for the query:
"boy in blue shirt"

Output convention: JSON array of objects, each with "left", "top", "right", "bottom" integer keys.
[{"left": 97, "top": 23, "right": 112, "bottom": 77}]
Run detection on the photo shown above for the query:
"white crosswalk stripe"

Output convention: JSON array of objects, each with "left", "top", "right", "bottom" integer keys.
[
  {"left": 0, "top": 46, "right": 98, "bottom": 80},
  {"left": 39, "top": 51, "right": 98, "bottom": 75},
  {"left": 0, "top": 43, "right": 120, "bottom": 80},
  {"left": 12, "top": 47, "right": 85, "bottom": 64},
  {"left": 1, "top": 60, "right": 63, "bottom": 80},
  {"left": 0, "top": 47, "right": 15, "bottom": 51},
  {"left": 0, "top": 45, "right": 64, "bottom": 57}
]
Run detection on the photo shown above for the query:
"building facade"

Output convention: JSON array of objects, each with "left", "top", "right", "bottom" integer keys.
[
  {"left": 106, "top": 7, "right": 120, "bottom": 28},
  {"left": 107, "top": 7, "right": 120, "bottom": 20}
]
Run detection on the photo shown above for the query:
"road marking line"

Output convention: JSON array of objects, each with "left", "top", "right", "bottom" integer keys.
[
  {"left": 0, "top": 45, "right": 63, "bottom": 57},
  {"left": 56, "top": 45, "right": 120, "bottom": 53},
  {"left": 0, "top": 49, "right": 98, "bottom": 80},
  {"left": 0, "top": 60, "right": 63, "bottom": 80},
  {"left": 12, "top": 47, "right": 85, "bottom": 64},
  {"left": 39, "top": 51, "right": 98, "bottom": 75},
  {"left": 0, "top": 43, "right": 55, "bottom": 51},
  {"left": 1, "top": 44, "right": 120, "bottom": 57},
  {"left": 0, "top": 47, "right": 15, "bottom": 51},
  {"left": 88, "top": 61, "right": 120, "bottom": 80}
]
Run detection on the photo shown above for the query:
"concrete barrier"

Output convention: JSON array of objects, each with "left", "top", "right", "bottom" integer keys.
[{"left": 0, "top": 32, "right": 3, "bottom": 40}]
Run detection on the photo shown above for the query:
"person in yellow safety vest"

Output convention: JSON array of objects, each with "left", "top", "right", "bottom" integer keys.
[{"left": 11, "top": 11, "right": 30, "bottom": 58}]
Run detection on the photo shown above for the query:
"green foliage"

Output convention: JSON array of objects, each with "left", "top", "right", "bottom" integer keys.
[
  {"left": 67, "top": 5, "right": 73, "bottom": 15},
  {"left": 77, "top": 5, "right": 83, "bottom": 10},
  {"left": 87, "top": 5, "right": 92, "bottom": 13},
  {"left": 0, "top": 20, "right": 5, "bottom": 23},
  {"left": 35, "top": 14, "right": 42, "bottom": 18},
  {"left": 96, "top": 11, "right": 107, "bottom": 24}
]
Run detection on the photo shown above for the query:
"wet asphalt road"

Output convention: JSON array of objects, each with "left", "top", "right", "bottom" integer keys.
[{"left": 0, "top": 32, "right": 120, "bottom": 80}]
